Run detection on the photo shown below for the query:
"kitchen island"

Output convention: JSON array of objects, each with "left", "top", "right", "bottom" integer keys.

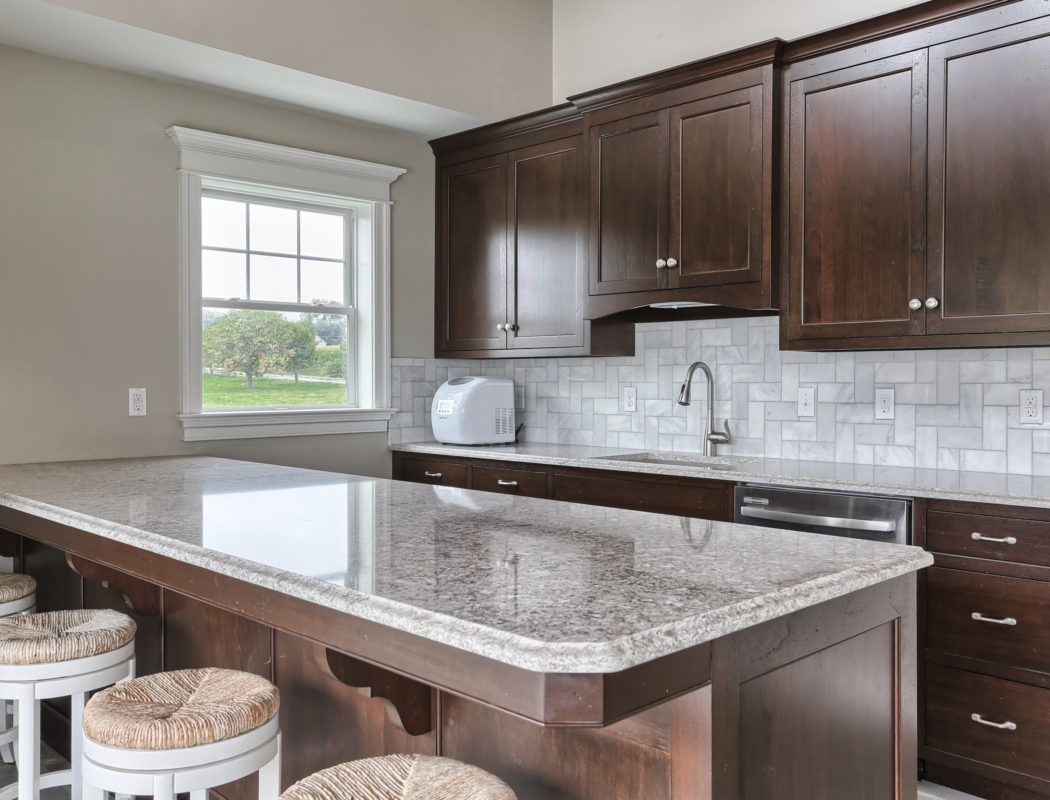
[{"left": 0, "top": 456, "right": 931, "bottom": 799}]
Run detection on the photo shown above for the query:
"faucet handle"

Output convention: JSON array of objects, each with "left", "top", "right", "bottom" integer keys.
[{"left": 708, "top": 420, "right": 732, "bottom": 445}]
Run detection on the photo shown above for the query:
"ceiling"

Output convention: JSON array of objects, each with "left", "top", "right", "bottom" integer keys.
[{"left": 0, "top": 0, "right": 490, "bottom": 138}]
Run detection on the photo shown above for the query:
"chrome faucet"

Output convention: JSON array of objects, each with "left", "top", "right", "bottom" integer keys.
[{"left": 677, "top": 361, "right": 732, "bottom": 457}]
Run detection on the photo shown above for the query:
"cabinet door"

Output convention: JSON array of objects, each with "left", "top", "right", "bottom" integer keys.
[
  {"left": 785, "top": 52, "right": 927, "bottom": 342},
  {"left": 927, "top": 19, "right": 1050, "bottom": 335},
  {"left": 508, "top": 136, "right": 587, "bottom": 350},
  {"left": 437, "top": 155, "right": 508, "bottom": 352},
  {"left": 589, "top": 110, "right": 669, "bottom": 295},
  {"left": 669, "top": 83, "right": 767, "bottom": 288}
]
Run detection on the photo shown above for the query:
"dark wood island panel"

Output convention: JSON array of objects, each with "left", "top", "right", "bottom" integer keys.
[{"left": 3, "top": 511, "right": 918, "bottom": 800}]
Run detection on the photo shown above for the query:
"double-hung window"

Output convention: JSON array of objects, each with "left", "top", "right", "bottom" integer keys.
[{"left": 168, "top": 127, "right": 404, "bottom": 441}]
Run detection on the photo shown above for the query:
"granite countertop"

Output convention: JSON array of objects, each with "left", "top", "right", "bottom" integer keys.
[
  {"left": 0, "top": 456, "right": 930, "bottom": 674},
  {"left": 391, "top": 441, "right": 1050, "bottom": 509}
]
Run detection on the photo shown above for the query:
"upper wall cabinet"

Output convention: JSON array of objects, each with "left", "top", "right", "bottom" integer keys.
[
  {"left": 783, "top": 50, "right": 928, "bottom": 344},
  {"left": 433, "top": 109, "right": 633, "bottom": 358},
  {"left": 782, "top": 1, "right": 1050, "bottom": 350},
  {"left": 573, "top": 43, "right": 781, "bottom": 318}
]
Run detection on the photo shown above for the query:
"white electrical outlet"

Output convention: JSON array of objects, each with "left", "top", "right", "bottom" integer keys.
[
  {"left": 622, "top": 386, "right": 637, "bottom": 413},
  {"left": 1020, "top": 389, "right": 1044, "bottom": 424},
  {"left": 874, "top": 388, "right": 895, "bottom": 420},
  {"left": 797, "top": 387, "right": 815, "bottom": 418},
  {"left": 129, "top": 388, "right": 147, "bottom": 416}
]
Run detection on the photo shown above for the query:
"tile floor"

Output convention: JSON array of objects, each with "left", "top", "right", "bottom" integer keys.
[{"left": 919, "top": 782, "right": 985, "bottom": 800}]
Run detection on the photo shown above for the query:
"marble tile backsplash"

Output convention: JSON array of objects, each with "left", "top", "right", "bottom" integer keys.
[{"left": 389, "top": 316, "right": 1050, "bottom": 475}]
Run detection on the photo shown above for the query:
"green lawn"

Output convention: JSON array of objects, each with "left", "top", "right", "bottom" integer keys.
[{"left": 203, "top": 373, "right": 346, "bottom": 407}]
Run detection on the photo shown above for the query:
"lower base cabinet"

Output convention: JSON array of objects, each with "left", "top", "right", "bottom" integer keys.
[
  {"left": 391, "top": 452, "right": 730, "bottom": 521},
  {"left": 919, "top": 499, "right": 1050, "bottom": 799}
]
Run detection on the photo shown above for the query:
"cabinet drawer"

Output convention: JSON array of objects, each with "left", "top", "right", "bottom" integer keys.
[
  {"left": 926, "top": 663, "right": 1050, "bottom": 781},
  {"left": 926, "top": 567, "right": 1050, "bottom": 673},
  {"left": 927, "top": 510, "right": 1050, "bottom": 567},
  {"left": 397, "top": 458, "right": 469, "bottom": 488},
  {"left": 471, "top": 465, "right": 547, "bottom": 498},
  {"left": 551, "top": 473, "right": 727, "bottom": 521}
]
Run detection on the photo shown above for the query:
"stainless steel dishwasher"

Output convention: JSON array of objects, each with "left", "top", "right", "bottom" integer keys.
[{"left": 734, "top": 484, "right": 910, "bottom": 545}]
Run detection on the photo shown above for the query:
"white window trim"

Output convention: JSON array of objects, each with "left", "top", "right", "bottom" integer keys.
[{"left": 168, "top": 126, "right": 405, "bottom": 442}]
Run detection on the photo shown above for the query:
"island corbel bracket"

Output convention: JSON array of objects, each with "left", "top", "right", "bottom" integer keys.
[
  {"left": 65, "top": 553, "right": 162, "bottom": 617},
  {"left": 324, "top": 647, "right": 434, "bottom": 736}
]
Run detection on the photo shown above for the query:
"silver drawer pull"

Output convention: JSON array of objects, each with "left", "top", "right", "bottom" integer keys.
[
  {"left": 971, "top": 612, "right": 1017, "bottom": 626},
  {"left": 972, "top": 532, "right": 1017, "bottom": 545},
  {"left": 496, "top": 480, "right": 518, "bottom": 487},
  {"left": 971, "top": 713, "right": 1017, "bottom": 731},
  {"left": 423, "top": 471, "right": 442, "bottom": 478}
]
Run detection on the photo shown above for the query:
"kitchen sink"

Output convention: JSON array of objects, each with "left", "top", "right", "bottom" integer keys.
[{"left": 590, "top": 452, "right": 756, "bottom": 471}]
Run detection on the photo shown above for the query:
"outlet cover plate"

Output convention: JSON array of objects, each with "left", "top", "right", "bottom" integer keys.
[
  {"left": 1020, "top": 389, "right": 1044, "bottom": 424},
  {"left": 129, "top": 387, "right": 147, "bottom": 416},
  {"left": 622, "top": 386, "right": 637, "bottom": 413},
  {"left": 875, "top": 388, "right": 895, "bottom": 420}
]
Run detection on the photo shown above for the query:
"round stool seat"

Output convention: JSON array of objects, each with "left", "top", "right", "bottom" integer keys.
[
  {"left": 0, "top": 608, "right": 135, "bottom": 665},
  {"left": 280, "top": 755, "right": 517, "bottom": 800},
  {"left": 83, "top": 667, "right": 279, "bottom": 751},
  {"left": 0, "top": 573, "right": 35, "bottom": 605}
]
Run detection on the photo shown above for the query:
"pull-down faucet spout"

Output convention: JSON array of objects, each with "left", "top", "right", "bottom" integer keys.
[{"left": 677, "top": 361, "right": 732, "bottom": 457}]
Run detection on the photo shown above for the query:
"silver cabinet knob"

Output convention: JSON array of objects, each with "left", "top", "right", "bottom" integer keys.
[
  {"left": 971, "top": 713, "right": 1017, "bottom": 731},
  {"left": 667, "top": 257, "right": 678, "bottom": 268},
  {"left": 506, "top": 322, "right": 517, "bottom": 333},
  {"left": 909, "top": 298, "right": 922, "bottom": 311},
  {"left": 496, "top": 323, "right": 505, "bottom": 332},
  {"left": 656, "top": 259, "right": 667, "bottom": 269},
  {"left": 496, "top": 480, "right": 518, "bottom": 487},
  {"left": 926, "top": 297, "right": 939, "bottom": 309},
  {"left": 423, "top": 471, "right": 442, "bottom": 479}
]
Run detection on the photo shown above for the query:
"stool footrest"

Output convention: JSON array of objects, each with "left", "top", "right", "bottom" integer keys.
[{"left": 0, "top": 768, "right": 73, "bottom": 800}]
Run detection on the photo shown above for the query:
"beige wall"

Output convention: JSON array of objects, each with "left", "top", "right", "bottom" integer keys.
[
  {"left": 0, "top": 43, "right": 436, "bottom": 475},
  {"left": 40, "top": 0, "right": 553, "bottom": 121},
  {"left": 552, "top": 0, "right": 922, "bottom": 100}
]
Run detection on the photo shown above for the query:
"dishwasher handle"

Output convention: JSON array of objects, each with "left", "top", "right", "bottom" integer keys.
[{"left": 739, "top": 505, "right": 897, "bottom": 533}]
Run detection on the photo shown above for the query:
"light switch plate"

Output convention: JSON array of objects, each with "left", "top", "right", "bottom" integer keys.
[
  {"left": 1020, "top": 389, "right": 1044, "bottom": 424},
  {"left": 875, "top": 388, "right": 895, "bottom": 420},
  {"left": 797, "top": 387, "right": 815, "bottom": 418}
]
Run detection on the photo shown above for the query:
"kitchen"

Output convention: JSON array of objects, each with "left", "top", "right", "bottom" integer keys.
[{"left": 0, "top": 0, "right": 1047, "bottom": 798}]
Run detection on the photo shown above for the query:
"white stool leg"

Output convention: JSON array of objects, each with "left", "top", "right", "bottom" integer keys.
[
  {"left": 83, "top": 777, "right": 105, "bottom": 800},
  {"left": 70, "top": 691, "right": 86, "bottom": 800},
  {"left": 258, "top": 736, "right": 281, "bottom": 800},
  {"left": 152, "top": 772, "right": 174, "bottom": 800},
  {"left": 0, "top": 700, "right": 14, "bottom": 764},
  {"left": 17, "top": 683, "right": 39, "bottom": 800}
]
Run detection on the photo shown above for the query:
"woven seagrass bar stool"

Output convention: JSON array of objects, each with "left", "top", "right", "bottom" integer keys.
[
  {"left": 0, "top": 608, "right": 136, "bottom": 800},
  {"left": 280, "top": 755, "right": 517, "bottom": 800},
  {"left": 0, "top": 575, "right": 36, "bottom": 619},
  {"left": 0, "top": 573, "right": 38, "bottom": 764},
  {"left": 81, "top": 667, "right": 281, "bottom": 800}
]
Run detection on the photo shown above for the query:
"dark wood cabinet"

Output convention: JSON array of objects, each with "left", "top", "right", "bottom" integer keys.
[
  {"left": 507, "top": 136, "right": 588, "bottom": 350},
  {"left": 918, "top": 499, "right": 1050, "bottom": 799},
  {"left": 437, "top": 155, "right": 508, "bottom": 353},
  {"left": 783, "top": 3, "right": 1050, "bottom": 350},
  {"left": 589, "top": 110, "right": 668, "bottom": 295},
  {"left": 392, "top": 451, "right": 731, "bottom": 522},
  {"left": 578, "top": 45, "right": 780, "bottom": 317},
  {"left": 926, "top": 16, "right": 1050, "bottom": 336},
  {"left": 783, "top": 51, "right": 927, "bottom": 343},
  {"left": 433, "top": 109, "right": 632, "bottom": 359}
]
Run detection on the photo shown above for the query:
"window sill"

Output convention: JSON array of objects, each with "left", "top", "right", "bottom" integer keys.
[{"left": 177, "top": 408, "right": 396, "bottom": 442}]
